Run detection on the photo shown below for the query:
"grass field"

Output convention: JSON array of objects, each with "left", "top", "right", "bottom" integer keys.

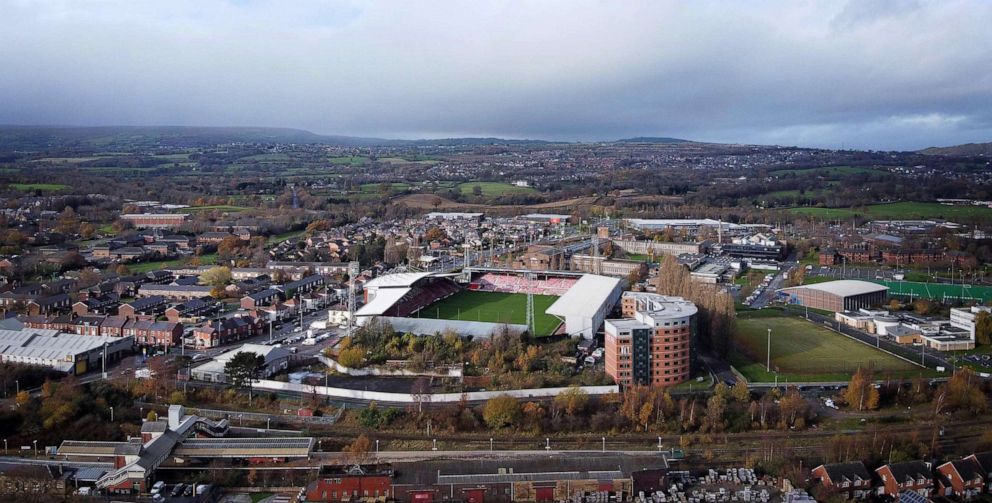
[
  {"left": 178, "top": 205, "right": 250, "bottom": 213},
  {"left": 879, "top": 280, "right": 992, "bottom": 303},
  {"left": 771, "top": 166, "right": 878, "bottom": 177},
  {"left": 359, "top": 182, "right": 411, "bottom": 193},
  {"left": 419, "top": 291, "right": 561, "bottom": 336},
  {"left": 789, "top": 202, "right": 992, "bottom": 221},
  {"left": 128, "top": 253, "right": 217, "bottom": 274},
  {"left": 9, "top": 183, "right": 68, "bottom": 192},
  {"left": 731, "top": 316, "right": 921, "bottom": 382},
  {"left": 329, "top": 155, "right": 368, "bottom": 165},
  {"left": 457, "top": 181, "right": 537, "bottom": 196}
]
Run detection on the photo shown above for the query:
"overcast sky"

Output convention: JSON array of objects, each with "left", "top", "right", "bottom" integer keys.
[{"left": 1, "top": 0, "right": 990, "bottom": 150}]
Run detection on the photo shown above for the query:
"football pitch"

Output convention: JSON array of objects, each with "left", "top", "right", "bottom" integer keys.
[
  {"left": 877, "top": 280, "right": 992, "bottom": 303},
  {"left": 731, "top": 316, "right": 922, "bottom": 382},
  {"left": 419, "top": 291, "right": 561, "bottom": 336}
]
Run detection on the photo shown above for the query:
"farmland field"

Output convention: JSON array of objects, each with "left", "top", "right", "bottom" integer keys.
[
  {"left": 789, "top": 202, "right": 992, "bottom": 221},
  {"left": 771, "top": 166, "right": 879, "bottom": 177},
  {"left": 457, "top": 181, "right": 536, "bottom": 196},
  {"left": 731, "top": 316, "right": 922, "bottom": 382},
  {"left": 420, "top": 290, "right": 560, "bottom": 336},
  {"left": 359, "top": 182, "right": 411, "bottom": 193},
  {"left": 9, "top": 183, "right": 68, "bottom": 192}
]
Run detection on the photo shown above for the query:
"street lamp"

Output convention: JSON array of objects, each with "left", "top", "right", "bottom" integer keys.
[
  {"left": 375, "top": 440, "right": 379, "bottom": 455},
  {"left": 3, "top": 439, "right": 6, "bottom": 455},
  {"left": 602, "top": 437, "right": 606, "bottom": 452},
  {"left": 109, "top": 407, "right": 114, "bottom": 422},
  {"left": 545, "top": 438, "right": 550, "bottom": 451},
  {"left": 490, "top": 438, "right": 494, "bottom": 451},
  {"left": 657, "top": 437, "right": 662, "bottom": 452},
  {"left": 432, "top": 439, "right": 437, "bottom": 451},
  {"left": 766, "top": 328, "right": 772, "bottom": 372},
  {"left": 15, "top": 380, "right": 18, "bottom": 394},
  {"left": 266, "top": 418, "right": 271, "bottom": 430},
  {"left": 32, "top": 440, "right": 37, "bottom": 458}
]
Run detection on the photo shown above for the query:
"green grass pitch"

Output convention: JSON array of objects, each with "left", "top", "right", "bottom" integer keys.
[
  {"left": 419, "top": 291, "right": 561, "bottom": 336},
  {"left": 731, "top": 316, "right": 922, "bottom": 382}
]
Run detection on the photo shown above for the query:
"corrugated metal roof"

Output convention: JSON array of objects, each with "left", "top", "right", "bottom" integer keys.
[
  {"left": 546, "top": 274, "right": 621, "bottom": 318},
  {"left": 356, "top": 287, "right": 411, "bottom": 317},
  {"left": 363, "top": 272, "right": 433, "bottom": 289},
  {"left": 378, "top": 316, "right": 528, "bottom": 338},
  {"left": 779, "top": 280, "right": 888, "bottom": 297}
]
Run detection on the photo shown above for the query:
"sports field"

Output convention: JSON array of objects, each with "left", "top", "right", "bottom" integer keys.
[
  {"left": 420, "top": 291, "right": 561, "bottom": 336},
  {"left": 457, "top": 181, "right": 537, "bottom": 196},
  {"left": 878, "top": 280, "right": 992, "bottom": 303},
  {"left": 731, "top": 316, "right": 921, "bottom": 382}
]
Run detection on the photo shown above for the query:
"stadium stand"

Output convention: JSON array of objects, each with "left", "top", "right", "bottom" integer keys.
[{"left": 470, "top": 273, "right": 577, "bottom": 296}]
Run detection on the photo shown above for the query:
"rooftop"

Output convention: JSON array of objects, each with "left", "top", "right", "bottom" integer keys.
[{"left": 779, "top": 280, "right": 889, "bottom": 297}]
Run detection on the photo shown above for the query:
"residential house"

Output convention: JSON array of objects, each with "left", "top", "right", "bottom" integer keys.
[
  {"left": 937, "top": 459, "right": 985, "bottom": 500},
  {"left": 876, "top": 461, "right": 933, "bottom": 499},
  {"left": 26, "top": 294, "right": 71, "bottom": 316},
  {"left": 164, "top": 297, "right": 218, "bottom": 323},
  {"left": 118, "top": 296, "right": 168, "bottom": 320},
  {"left": 963, "top": 452, "right": 992, "bottom": 494},
  {"left": 812, "top": 462, "right": 873, "bottom": 500},
  {"left": 192, "top": 316, "right": 262, "bottom": 348},
  {"left": 241, "top": 288, "right": 281, "bottom": 310},
  {"left": 123, "top": 320, "right": 183, "bottom": 348},
  {"left": 72, "top": 293, "right": 120, "bottom": 316},
  {"left": 137, "top": 284, "right": 213, "bottom": 300}
]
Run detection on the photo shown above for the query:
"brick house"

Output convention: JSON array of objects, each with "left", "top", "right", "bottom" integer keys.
[
  {"left": 164, "top": 297, "right": 218, "bottom": 323},
  {"left": 118, "top": 296, "right": 168, "bottom": 319},
  {"left": 26, "top": 294, "right": 71, "bottom": 316},
  {"left": 241, "top": 288, "right": 281, "bottom": 310},
  {"left": 305, "top": 465, "right": 393, "bottom": 502},
  {"left": 937, "top": 459, "right": 985, "bottom": 500},
  {"left": 876, "top": 461, "right": 933, "bottom": 499},
  {"left": 812, "top": 462, "right": 873, "bottom": 500},
  {"left": 963, "top": 452, "right": 992, "bottom": 494},
  {"left": 193, "top": 316, "right": 262, "bottom": 348},
  {"left": 123, "top": 320, "right": 183, "bottom": 348}
]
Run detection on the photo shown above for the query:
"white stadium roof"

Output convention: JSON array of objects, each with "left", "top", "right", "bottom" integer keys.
[
  {"left": 546, "top": 274, "right": 622, "bottom": 318},
  {"left": 362, "top": 272, "right": 433, "bottom": 289},
  {"left": 356, "top": 287, "right": 411, "bottom": 317},
  {"left": 779, "top": 279, "right": 888, "bottom": 297}
]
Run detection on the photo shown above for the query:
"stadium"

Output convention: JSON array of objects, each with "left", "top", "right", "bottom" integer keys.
[{"left": 355, "top": 269, "right": 622, "bottom": 339}]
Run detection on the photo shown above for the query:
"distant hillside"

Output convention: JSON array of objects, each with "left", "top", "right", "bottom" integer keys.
[
  {"left": 918, "top": 142, "right": 992, "bottom": 156},
  {"left": 614, "top": 136, "right": 690, "bottom": 144},
  {"left": 0, "top": 125, "right": 561, "bottom": 151},
  {"left": 0, "top": 125, "right": 400, "bottom": 151}
]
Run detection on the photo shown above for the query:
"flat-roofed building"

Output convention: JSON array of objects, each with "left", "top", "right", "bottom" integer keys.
[
  {"left": 0, "top": 328, "right": 132, "bottom": 374},
  {"left": 778, "top": 280, "right": 888, "bottom": 313},
  {"left": 605, "top": 292, "right": 697, "bottom": 388},
  {"left": 120, "top": 213, "right": 189, "bottom": 229}
]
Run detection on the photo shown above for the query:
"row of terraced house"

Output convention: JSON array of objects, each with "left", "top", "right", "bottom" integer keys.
[{"left": 813, "top": 453, "right": 992, "bottom": 501}]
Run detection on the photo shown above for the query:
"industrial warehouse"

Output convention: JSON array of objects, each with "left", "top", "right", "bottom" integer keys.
[{"left": 776, "top": 280, "right": 889, "bottom": 313}]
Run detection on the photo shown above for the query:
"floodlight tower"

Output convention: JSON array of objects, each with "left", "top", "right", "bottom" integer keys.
[
  {"left": 525, "top": 272, "right": 535, "bottom": 334},
  {"left": 347, "top": 261, "right": 360, "bottom": 335}
]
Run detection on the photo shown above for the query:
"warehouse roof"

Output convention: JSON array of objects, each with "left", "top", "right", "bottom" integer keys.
[
  {"left": 546, "top": 274, "right": 621, "bottom": 318},
  {"left": 779, "top": 280, "right": 888, "bottom": 297},
  {"left": 0, "top": 329, "right": 126, "bottom": 361}
]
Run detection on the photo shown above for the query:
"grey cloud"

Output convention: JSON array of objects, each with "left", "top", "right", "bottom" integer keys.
[{"left": 0, "top": 0, "right": 990, "bottom": 150}]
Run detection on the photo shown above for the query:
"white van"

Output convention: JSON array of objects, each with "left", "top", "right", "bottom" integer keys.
[{"left": 150, "top": 480, "right": 166, "bottom": 494}]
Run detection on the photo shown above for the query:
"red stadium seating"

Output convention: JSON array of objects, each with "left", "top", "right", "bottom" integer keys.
[{"left": 473, "top": 273, "right": 576, "bottom": 296}]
